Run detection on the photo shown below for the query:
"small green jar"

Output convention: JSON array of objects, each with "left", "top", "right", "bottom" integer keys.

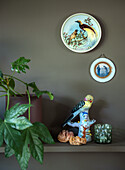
[{"left": 94, "top": 124, "right": 112, "bottom": 143}]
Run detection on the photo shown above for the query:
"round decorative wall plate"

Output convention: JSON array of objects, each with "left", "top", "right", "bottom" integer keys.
[
  {"left": 90, "top": 57, "right": 116, "bottom": 82},
  {"left": 61, "top": 13, "right": 102, "bottom": 53}
]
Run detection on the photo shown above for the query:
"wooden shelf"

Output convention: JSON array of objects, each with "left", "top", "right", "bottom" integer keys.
[
  {"left": 0, "top": 141, "right": 125, "bottom": 153},
  {"left": 44, "top": 141, "right": 125, "bottom": 153}
]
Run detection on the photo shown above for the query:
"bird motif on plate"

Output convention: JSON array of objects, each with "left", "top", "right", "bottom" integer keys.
[{"left": 75, "top": 20, "right": 97, "bottom": 41}]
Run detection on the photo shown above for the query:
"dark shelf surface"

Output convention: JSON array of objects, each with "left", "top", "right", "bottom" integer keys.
[
  {"left": 43, "top": 140, "right": 125, "bottom": 153},
  {"left": 0, "top": 141, "right": 125, "bottom": 153}
]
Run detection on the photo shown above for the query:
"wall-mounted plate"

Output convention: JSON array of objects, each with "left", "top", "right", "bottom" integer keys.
[
  {"left": 61, "top": 13, "right": 102, "bottom": 53},
  {"left": 90, "top": 57, "right": 116, "bottom": 83}
]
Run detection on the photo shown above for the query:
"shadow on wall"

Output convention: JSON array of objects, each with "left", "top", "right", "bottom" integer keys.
[
  {"left": 42, "top": 97, "right": 75, "bottom": 139},
  {"left": 90, "top": 99, "right": 109, "bottom": 123},
  {"left": 92, "top": 15, "right": 106, "bottom": 51}
]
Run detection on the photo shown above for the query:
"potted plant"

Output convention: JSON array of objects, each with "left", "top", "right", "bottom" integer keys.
[{"left": 0, "top": 57, "right": 55, "bottom": 170}]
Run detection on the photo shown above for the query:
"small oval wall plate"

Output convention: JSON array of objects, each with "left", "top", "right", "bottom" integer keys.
[
  {"left": 61, "top": 13, "right": 102, "bottom": 53},
  {"left": 90, "top": 57, "right": 116, "bottom": 82}
]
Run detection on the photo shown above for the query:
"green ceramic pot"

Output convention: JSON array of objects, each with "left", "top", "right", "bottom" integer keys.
[{"left": 94, "top": 124, "right": 112, "bottom": 144}]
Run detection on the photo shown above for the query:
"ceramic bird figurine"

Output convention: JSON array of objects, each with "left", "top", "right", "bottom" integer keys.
[
  {"left": 75, "top": 20, "right": 97, "bottom": 41},
  {"left": 62, "top": 95, "right": 94, "bottom": 127},
  {"left": 62, "top": 95, "right": 96, "bottom": 142}
]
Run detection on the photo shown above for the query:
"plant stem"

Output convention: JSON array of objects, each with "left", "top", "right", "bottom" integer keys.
[
  {"left": 11, "top": 70, "right": 16, "bottom": 77},
  {"left": 3, "top": 74, "right": 27, "bottom": 86},
  {"left": 26, "top": 86, "right": 31, "bottom": 121},
  {"left": 8, "top": 86, "right": 23, "bottom": 96},
  {"left": 7, "top": 70, "right": 16, "bottom": 84}
]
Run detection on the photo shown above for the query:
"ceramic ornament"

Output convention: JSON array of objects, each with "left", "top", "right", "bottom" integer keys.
[
  {"left": 61, "top": 13, "right": 102, "bottom": 53},
  {"left": 60, "top": 95, "right": 96, "bottom": 144}
]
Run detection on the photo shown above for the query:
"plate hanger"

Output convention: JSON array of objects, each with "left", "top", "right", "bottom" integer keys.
[{"left": 98, "top": 54, "right": 107, "bottom": 58}]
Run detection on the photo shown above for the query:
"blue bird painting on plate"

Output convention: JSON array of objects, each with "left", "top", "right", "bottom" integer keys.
[
  {"left": 96, "top": 63, "right": 110, "bottom": 78},
  {"left": 90, "top": 57, "right": 116, "bottom": 83},
  {"left": 61, "top": 13, "right": 102, "bottom": 53}
]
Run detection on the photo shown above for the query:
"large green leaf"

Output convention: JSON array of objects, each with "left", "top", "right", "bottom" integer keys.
[
  {"left": 33, "top": 122, "right": 55, "bottom": 144},
  {"left": 11, "top": 57, "right": 30, "bottom": 74},
  {"left": 4, "top": 122, "right": 54, "bottom": 168},
  {"left": 7, "top": 116, "right": 33, "bottom": 130},
  {"left": 28, "top": 82, "right": 54, "bottom": 100},
  {"left": 29, "top": 126, "right": 44, "bottom": 164},
  {"left": 0, "top": 118, "right": 4, "bottom": 146},
  {"left": 5, "top": 145, "right": 15, "bottom": 158},
  {"left": 4, "top": 103, "right": 32, "bottom": 130},
  {"left": 4, "top": 123, "right": 22, "bottom": 153},
  {"left": 5, "top": 130, "right": 31, "bottom": 170},
  {"left": 16, "top": 130, "right": 31, "bottom": 170},
  {"left": 5, "top": 103, "right": 31, "bottom": 120},
  {"left": 3, "top": 103, "right": 32, "bottom": 156},
  {"left": 16, "top": 146, "right": 30, "bottom": 170}
]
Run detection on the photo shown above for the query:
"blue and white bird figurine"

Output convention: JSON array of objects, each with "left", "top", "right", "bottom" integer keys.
[{"left": 62, "top": 95, "right": 96, "bottom": 142}]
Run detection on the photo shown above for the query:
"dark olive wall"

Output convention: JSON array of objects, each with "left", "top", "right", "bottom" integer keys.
[{"left": 0, "top": 0, "right": 125, "bottom": 169}]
